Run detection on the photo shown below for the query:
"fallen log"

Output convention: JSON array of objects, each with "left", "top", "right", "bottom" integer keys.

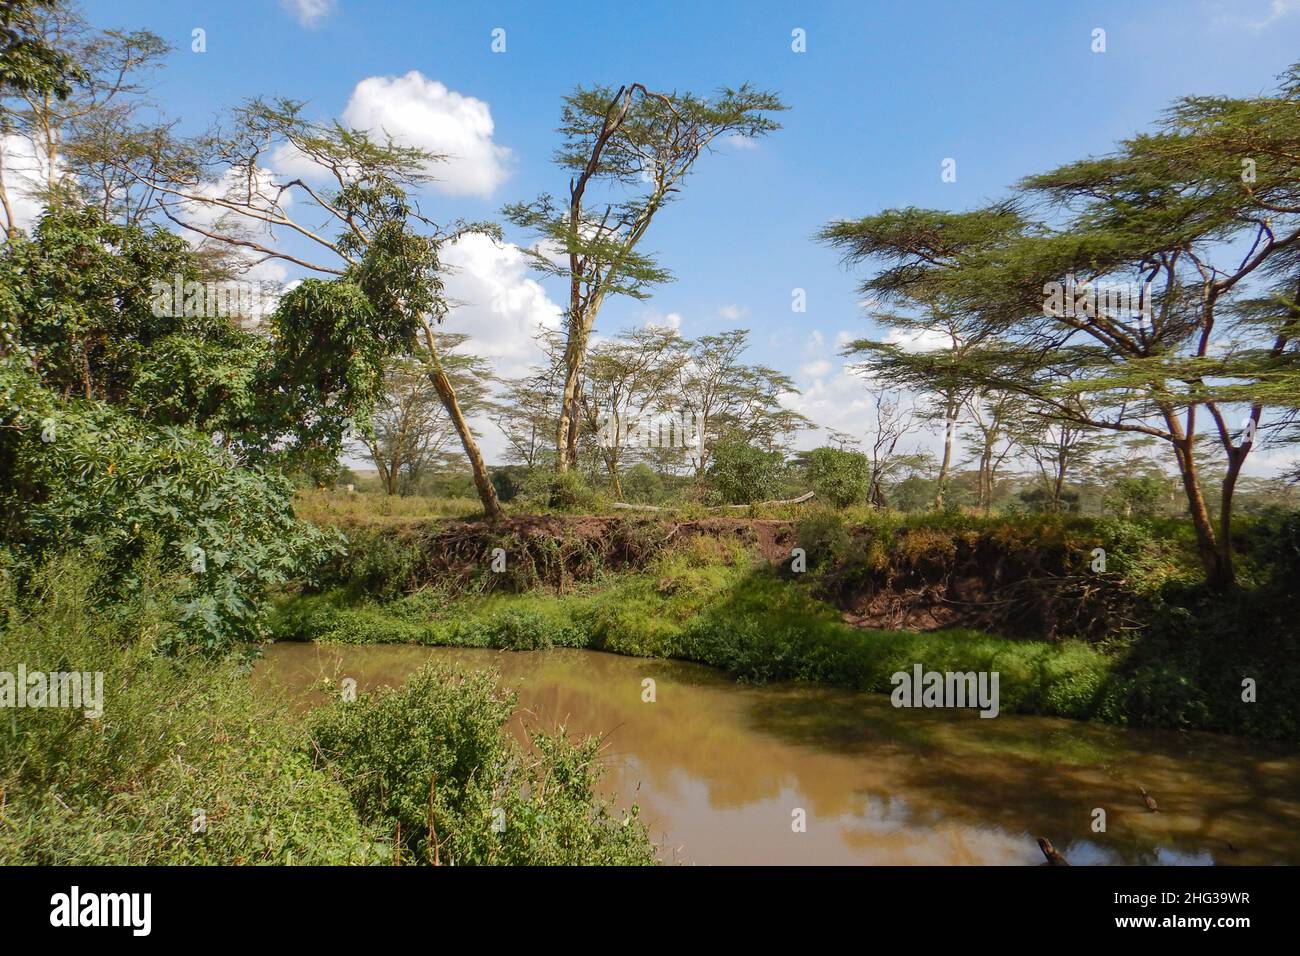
[{"left": 610, "top": 491, "right": 816, "bottom": 513}]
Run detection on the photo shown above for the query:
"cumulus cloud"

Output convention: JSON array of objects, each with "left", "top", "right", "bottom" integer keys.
[
  {"left": 439, "top": 231, "right": 563, "bottom": 377},
  {"left": 644, "top": 310, "right": 683, "bottom": 331},
  {"left": 282, "top": 0, "right": 336, "bottom": 28},
  {"left": 340, "top": 71, "right": 511, "bottom": 197}
]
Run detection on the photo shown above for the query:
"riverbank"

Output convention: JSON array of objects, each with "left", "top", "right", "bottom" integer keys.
[{"left": 269, "top": 517, "right": 1300, "bottom": 740}]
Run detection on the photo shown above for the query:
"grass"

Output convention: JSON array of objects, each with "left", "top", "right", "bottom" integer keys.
[
  {"left": 277, "top": 501, "right": 1300, "bottom": 739},
  {"left": 0, "top": 556, "right": 657, "bottom": 865},
  {"left": 270, "top": 538, "right": 1121, "bottom": 724},
  {"left": 294, "top": 487, "right": 485, "bottom": 527}
]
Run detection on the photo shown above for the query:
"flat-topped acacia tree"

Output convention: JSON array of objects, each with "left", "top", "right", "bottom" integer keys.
[
  {"left": 505, "top": 83, "right": 786, "bottom": 474},
  {"left": 821, "top": 65, "right": 1300, "bottom": 587}
]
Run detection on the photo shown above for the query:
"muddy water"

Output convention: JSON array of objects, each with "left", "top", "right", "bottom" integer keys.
[{"left": 255, "top": 643, "right": 1300, "bottom": 866}]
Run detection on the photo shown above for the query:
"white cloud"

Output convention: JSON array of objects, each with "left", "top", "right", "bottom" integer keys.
[
  {"left": 883, "top": 326, "right": 954, "bottom": 352},
  {"left": 0, "top": 134, "right": 57, "bottom": 233},
  {"left": 800, "top": 359, "right": 832, "bottom": 378},
  {"left": 439, "top": 231, "right": 562, "bottom": 378},
  {"left": 340, "top": 71, "right": 511, "bottom": 198},
  {"left": 723, "top": 134, "right": 760, "bottom": 151},
  {"left": 718, "top": 304, "right": 748, "bottom": 321},
  {"left": 644, "top": 310, "right": 683, "bottom": 331},
  {"left": 1209, "top": 0, "right": 1300, "bottom": 30},
  {"left": 172, "top": 166, "right": 294, "bottom": 317},
  {"left": 282, "top": 0, "right": 336, "bottom": 28}
]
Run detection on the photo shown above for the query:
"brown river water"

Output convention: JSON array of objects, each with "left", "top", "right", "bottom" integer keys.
[{"left": 254, "top": 643, "right": 1300, "bottom": 866}]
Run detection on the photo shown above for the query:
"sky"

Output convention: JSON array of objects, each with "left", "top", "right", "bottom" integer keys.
[{"left": 60, "top": 0, "right": 1300, "bottom": 469}]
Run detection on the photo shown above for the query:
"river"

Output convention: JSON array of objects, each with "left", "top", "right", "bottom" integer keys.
[{"left": 255, "top": 643, "right": 1300, "bottom": 866}]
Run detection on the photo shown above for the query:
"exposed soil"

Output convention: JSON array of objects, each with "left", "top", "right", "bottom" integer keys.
[{"left": 333, "top": 513, "right": 1139, "bottom": 641}]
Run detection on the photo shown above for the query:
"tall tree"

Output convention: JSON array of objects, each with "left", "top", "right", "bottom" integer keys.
[
  {"left": 821, "top": 64, "right": 1300, "bottom": 587},
  {"left": 961, "top": 389, "right": 1016, "bottom": 514},
  {"left": 675, "top": 329, "right": 810, "bottom": 475},
  {"left": 1, "top": 2, "right": 167, "bottom": 235},
  {"left": 862, "top": 387, "right": 918, "bottom": 509},
  {"left": 840, "top": 295, "right": 992, "bottom": 509},
  {"left": 505, "top": 83, "right": 784, "bottom": 471},
  {"left": 125, "top": 97, "right": 505, "bottom": 516}
]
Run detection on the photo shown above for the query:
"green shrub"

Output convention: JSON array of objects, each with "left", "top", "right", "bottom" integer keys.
[
  {"left": 518, "top": 468, "right": 603, "bottom": 513},
  {"left": 802, "top": 447, "right": 871, "bottom": 509},
  {"left": 307, "top": 664, "right": 656, "bottom": 865},
  {"left": 0, "top": 558, "right": 382, "bottom": 865},
  {"left": 705, "top": 439, "right": 785, "bottom": 505}
]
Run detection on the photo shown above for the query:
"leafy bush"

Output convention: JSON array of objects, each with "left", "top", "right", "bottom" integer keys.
[
  {"left": 705, "top": 439, "right": 785, "bottom": 505},
  {"left": 518, "top": 468, "right": 603, "bottom": 513},
  {"left": 802, "top": 446, "right": 871, "bottom": 508},
  {"left": 0, "top": 361, "right": 342, "bottom": 653},
  {"left": 1105, "top": 475, "right": 1167, "bottom": 519},
  {"left": 795, "top": 509, "right": 853, "bottom": 570},
  {"left": 621, "top": 463, "right": 666, "bottom": 504},
  {"left": 308, "top": 664, "right": 656, "bottom": 865},
  {"left": 0, "top": 559, "right": 383, "bottom": 864}
]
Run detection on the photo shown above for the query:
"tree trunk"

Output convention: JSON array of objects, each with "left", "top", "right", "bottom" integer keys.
[
  {"left": 421, "top": 324, "right": 501, "bottom": 519},
  {"left": 934, "top": 399, "right": 957, "bottom": 510},
  {"left": 555, "top": 292, "right": 605, "bottom": 471},
  {"left": 1163, "top": 411, "right": 1231, "bottom": 588},
  {"left": 605, "top": 454, "right": 623, "bottom": 499}
]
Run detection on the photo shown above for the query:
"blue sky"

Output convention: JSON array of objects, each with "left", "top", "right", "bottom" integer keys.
[{"left": 78, "top": 0, "right": 1300, "bottom": 464}]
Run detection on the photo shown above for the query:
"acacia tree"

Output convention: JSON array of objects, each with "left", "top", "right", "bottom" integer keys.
[
  {"left": 821, "top": 65, "right": 1300, "bottom": 587},
  {"left": 961, "top": 389, "right": 1017, "bottom": 513},
  {"left": 362, "top": 333, "right": 492, "bottom": 496},
  {"left": 576, "top": 325, "right": 685, "bottom": 498},
  {"left": 840, "top": 295, "right": 993, "bottom": 509},
  {"left": 0, "top": 2, "right": 167, "bottom": 235},
  {"left": 862, "top": 387, "right": 917, "bottom": 509},
  {"left": 125, "top": 97, "right": 504, "bottom": 516},
  {"left": 675, "top": 329, "right": 810, "bottom": 475},
  {"left": 1010, "top": 395, "right": 1108, "bottom": 511},
  {"left": 505, "top": 83, "right": 784, "bottom": 472}
]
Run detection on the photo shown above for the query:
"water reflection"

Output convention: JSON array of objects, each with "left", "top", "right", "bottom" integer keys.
[{"left": 254, "top": 644, "right": 1300, "bottom": 866}]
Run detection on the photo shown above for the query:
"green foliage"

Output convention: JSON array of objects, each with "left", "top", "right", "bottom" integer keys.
[
  {"left": 0, "top": 559, "right": 383, "bottom": 864},
  {"left": 706, "top": 438, "right": 785, "bottom": 504},
  {"left": 795, "top": 509, "right": 854, "bottom": 570},
  {"left": 519, "top": 468, "right": 603, "bottom": 513},
  {"left": 0, "top": 361, "right": 341, "bottom": 652},
  {"left": 1105, "top": 475, "right": 1166, "bottom": 519},
  {"left": 308, "top": 664, "right": 656, "bottom": 865},
  {"left": 0, "top": 0, "right": 85, "bottom": 98},
  {"left": 621, "top": 462, "right": 666, "bottom": 504},
  {"left": 802, "top": 446, "right": 871, "bottom": 508},
  {"left": 489, "top": 465, "right": 529, "bottom": 503}
]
